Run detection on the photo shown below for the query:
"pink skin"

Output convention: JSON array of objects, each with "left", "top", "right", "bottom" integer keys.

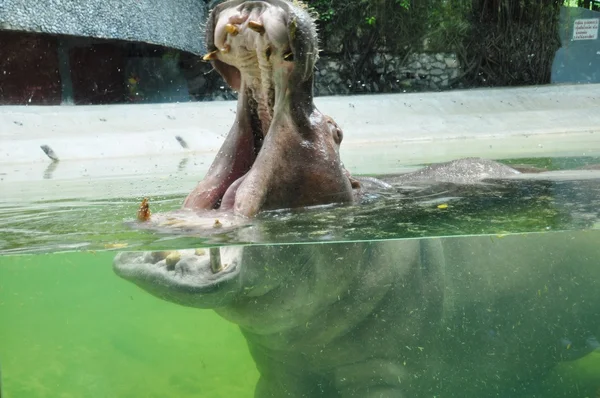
[{"left": 183, "top": 0, "right": 358, "bottom": 217}]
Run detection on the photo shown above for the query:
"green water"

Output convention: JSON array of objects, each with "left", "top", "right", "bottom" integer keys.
[
  {"left": 1, "top": 246, "right": 600, "bottom": 397},
  {"left": 1, "top": 156, "right": 600, "bottom": 397},
  {"left": 0, "top": 251, "right": 258, "bottom": 398}
]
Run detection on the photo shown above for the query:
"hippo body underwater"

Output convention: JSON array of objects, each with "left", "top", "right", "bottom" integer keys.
[{"left": 114, "top": 0, "right": 600, "bottom": 396}]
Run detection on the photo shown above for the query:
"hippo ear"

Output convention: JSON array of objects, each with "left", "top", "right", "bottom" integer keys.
[{"left": 286, "top": 4, "right": 319, "bottom": 82}]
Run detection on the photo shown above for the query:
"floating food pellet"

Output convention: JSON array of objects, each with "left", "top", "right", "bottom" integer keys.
[
  {"left": 437, "top": 204, "right": 448, "bottom": 209},
  {"left": 137, "top": 198, "right": 151, "bottom": 221},
  {"left": 213, "top": 219, "right": 223, "bottom": 228}
]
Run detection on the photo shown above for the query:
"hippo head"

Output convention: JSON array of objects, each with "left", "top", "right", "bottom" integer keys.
[
  {"left": 183, "top": 0, "right": 358, "bottom": 217},
  {"left": 114, "top": 0, "right": 361, "bottom": 309}
]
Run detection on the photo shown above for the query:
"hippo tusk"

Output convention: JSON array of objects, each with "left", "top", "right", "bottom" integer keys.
[
  {"left": 248, "top": 20, "right": 265, "bottom": 34},
  {"left": 210, "top": 247, "right": 223, "bottom": 273},
  {"left": 225, "top": 23, "right": 240, "bottom": 36},
  {"left": 202, "top": 50, "right": 219, "bottom": 61}
]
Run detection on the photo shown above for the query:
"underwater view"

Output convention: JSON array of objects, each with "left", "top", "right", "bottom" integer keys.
[{"left": 0, "top": 251, "right": 258, "bottom": 398}]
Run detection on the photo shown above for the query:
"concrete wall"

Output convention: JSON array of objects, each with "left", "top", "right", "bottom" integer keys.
[{"left": 0, "top": 0, "right": 208, "bottom": 54}]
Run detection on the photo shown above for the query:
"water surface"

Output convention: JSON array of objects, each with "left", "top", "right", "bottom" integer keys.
[{"left": 1, "top": 156, "right": 600, "bottom": 255}]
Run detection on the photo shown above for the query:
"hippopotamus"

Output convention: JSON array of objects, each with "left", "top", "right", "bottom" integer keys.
[{"left": 113, "top": 0, "right": 600, "bottom": 396}]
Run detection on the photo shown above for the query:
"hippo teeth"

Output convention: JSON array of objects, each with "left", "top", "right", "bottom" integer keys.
[
  {"left": 210, "top": 247, "right": 224, "bottom": 273},
  {"left": 247, "top": 21, "right": 265, "bottom": 34},
  {"left": 202, "top": 50, "right": 218, "bottom": 61},
  {"left": 225, "top": 23, "right": 239, "bottom": 36}
]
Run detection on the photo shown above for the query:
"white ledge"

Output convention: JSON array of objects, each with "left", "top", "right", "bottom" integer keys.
[
  {"left": 1, "top": 83, "right": 599, "bottom": 166},
  {"left": 1, "top": 84, "right": 600, "bottom": 202}
]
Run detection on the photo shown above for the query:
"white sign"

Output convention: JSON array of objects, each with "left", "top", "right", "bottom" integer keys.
[{"left": 573, "top": 18, "right": 599, "bottom": 41}]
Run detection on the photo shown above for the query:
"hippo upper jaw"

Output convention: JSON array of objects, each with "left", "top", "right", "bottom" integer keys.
[{"left": 113, "top": 247, "right": 245, "bottom": 308}]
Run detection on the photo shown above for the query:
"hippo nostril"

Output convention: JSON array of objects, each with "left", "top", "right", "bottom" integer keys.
[{"left": 265, "top": 46, "right": 272, "bottom": 61}]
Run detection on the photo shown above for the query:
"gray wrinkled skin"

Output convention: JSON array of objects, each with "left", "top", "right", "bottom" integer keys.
[
  {"left": 114, "top": 1, "right": 600, "bottom": 396},
  {"left": 114, "top": 232, "right": 600, "bottom": 397},
  {"left": 387, "top": 157, "right": 521, "bottom": 184}
]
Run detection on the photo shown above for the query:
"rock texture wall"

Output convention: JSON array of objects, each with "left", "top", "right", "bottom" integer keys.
[
  {"left": 0, "top": 0, "right": 207, "bottom": 54},
  {"left": 313, "top": 52, "right": 462, "bottom": 96}
]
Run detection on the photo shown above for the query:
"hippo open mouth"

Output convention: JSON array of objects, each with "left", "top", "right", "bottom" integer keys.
[
  {"left": 115, "top": 0, "right": 359, "bottom": 305},
  {"left": 182, "top": 0, "right": 358, "bottom": 218},
  {"left": 114, "top": 0, "right": 524, "bottom": 304}
]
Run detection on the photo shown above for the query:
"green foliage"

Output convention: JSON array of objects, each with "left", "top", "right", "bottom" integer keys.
[
  {"left": 426, "top": 0, "right": 471, "bottom": 52},
  {"left": 307, "top": 0, "right": 472, "bottom": 55},
  {"left": 305, "top": 0, "right": 566, "bottom": 90},
  {"left": 395, "top": 0, "right": 410, "bottom": 9},
  {"left": 308, "top": 0, "right": 336, "bottom": 22},
  {"left": 462, "top": 0, "right": 566, "bottom": 87},
  {"left": 307, "top": 0, "right": 428, "bottom": 52}
]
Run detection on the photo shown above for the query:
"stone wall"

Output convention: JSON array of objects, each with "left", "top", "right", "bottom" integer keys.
[{"left": 313, "top": 52, "right": 463, "bottom": 96}]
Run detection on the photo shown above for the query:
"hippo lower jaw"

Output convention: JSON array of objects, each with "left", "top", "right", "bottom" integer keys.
[{"left": 113, "top": 247, "right": 244, "bottom": 308}]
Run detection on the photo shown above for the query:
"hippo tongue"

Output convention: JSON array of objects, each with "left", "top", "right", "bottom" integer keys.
[{"left": 220, "top": 174, "right": 248, "bottom": 210}]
